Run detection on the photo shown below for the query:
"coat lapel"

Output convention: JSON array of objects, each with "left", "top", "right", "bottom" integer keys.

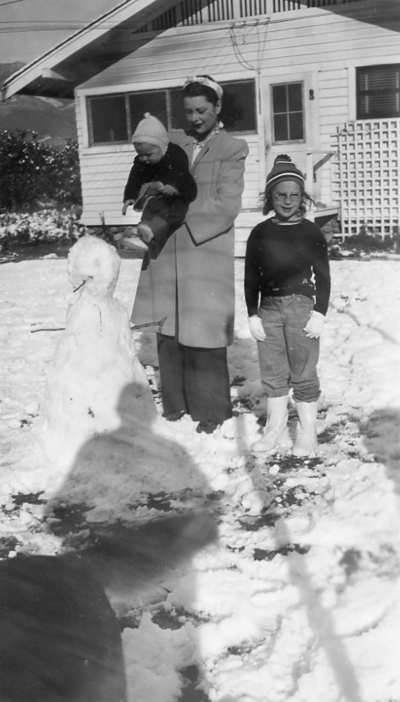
[
  {"left": 178, "top": 135, "right": 194, "bottom": 169},
  {"left": 177, "top": 131, "right": 221, "bottom": 172},
  {"left": 192, "top": 140, "right": 211, "bottom": 171}
]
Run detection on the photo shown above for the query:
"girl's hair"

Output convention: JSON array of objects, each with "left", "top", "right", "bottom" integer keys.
[
  {"left": 182, "top": 75, "right": 242, "bottom": 129},
  {"left": 262, "top": 182, "right": 314, "bottom": 217}
]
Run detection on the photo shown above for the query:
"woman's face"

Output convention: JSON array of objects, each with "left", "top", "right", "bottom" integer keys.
[
  {"left": 183, "top": 95, "right": 221, "bottom": 140},
  {"left": 272, "top": 180, "right": 302, "bottom": 221}
]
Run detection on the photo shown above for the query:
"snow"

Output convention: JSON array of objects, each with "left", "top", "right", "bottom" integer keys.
[{"left": 1, "top": 242, "right": 400, "bottom": 702}]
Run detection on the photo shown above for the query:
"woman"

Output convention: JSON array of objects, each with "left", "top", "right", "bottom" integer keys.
[
  {"left": 132, "top": 75, "right": 249, "bottom": 433},
  {"left": 244, "top": 155, "right": 331, "bottom": 457}
]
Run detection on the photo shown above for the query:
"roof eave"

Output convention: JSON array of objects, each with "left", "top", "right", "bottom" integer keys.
[{"left": 1, "top": 0, "right": 178, "bottom": 100}]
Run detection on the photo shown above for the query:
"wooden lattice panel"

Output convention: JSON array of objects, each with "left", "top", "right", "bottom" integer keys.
[{"left": 336, "top": 119, "right": 400, "bottom": 236}]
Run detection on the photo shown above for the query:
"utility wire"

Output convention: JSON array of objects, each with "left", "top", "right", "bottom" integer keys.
[
  {"left": 0, "top": 0, "right": 29, "bottom": 6},
  {"left": 0, "top": 10, "right": 344, "bottom": 35}
]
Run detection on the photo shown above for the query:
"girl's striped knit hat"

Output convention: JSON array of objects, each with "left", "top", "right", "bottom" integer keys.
[{"left": 266, "top": 154, "right": 305, "bottom": 192}]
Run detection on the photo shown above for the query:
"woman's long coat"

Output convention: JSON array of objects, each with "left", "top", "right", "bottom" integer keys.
[{"left": 131, "top": 129, "right": 249, "bottom": 348}]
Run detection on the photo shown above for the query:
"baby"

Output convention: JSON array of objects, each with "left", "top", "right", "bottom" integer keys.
[{"left": 120, "top": 113, "right": 197, "bottom": 257}]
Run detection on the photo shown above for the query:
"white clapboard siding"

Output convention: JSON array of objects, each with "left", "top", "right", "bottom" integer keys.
[
  {"left": 75, "top": 0, "right": 400, "bottom": 244},
  {"left": 83, "top": 4, "right": 400, "bottom": 92}
]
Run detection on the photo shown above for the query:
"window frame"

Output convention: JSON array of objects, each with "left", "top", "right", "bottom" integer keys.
[
  {"left": 270, "top": 80, "right": 305, "bottom": 145},
  {"left": 356, "top": 64, "right": 400, "bottom": 120},
  {"left": 87, "top": 93, "right": 130, "bottom": 145},
  {"left": 86, "top": 79, "right": 257, "bottom": 146}
]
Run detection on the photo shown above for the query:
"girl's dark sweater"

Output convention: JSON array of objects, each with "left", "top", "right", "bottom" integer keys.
[
  {"left": 244, "top": 218, "right": 331, "bottom": 317},
  {"left": 123, "top": 142, "right": 197, "bottom": 203}
]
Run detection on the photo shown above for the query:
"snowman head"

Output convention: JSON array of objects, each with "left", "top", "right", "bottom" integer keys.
[{"left": 68, "top": 236, "right": 121, "bottom": 299}]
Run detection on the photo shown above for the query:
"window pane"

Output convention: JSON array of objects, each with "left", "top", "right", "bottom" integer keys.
[
  {"left": 129, "top": 92, "right": 168, "bottom": 133},
  {"left": 357, "top": 64, "right": 400, "bottom": 119},
  {"left": 273, "top": 85, "right": 287, "bottom": 113},
  {"left": 88, "top": 80, "right": 257, "bottom": 145},
  {"left": 289, "top": 111, "right": 304, "bottom": 140},
  {"left": 359, "top": 66, "right": 400, "bottom": 91},
  {"left": 274, "top": 113, "right": 288, "bottom": 141},
  {"left": 220, "top": 80, "right": 257, "bottom": 132},
  {"left": 170, "top": 80, "right": 257, "bottom": 132},
  {"left": 360, "top": 94, "right": 399, "bottom": 118},
  {"left": 288, "top": 83, "right": 303, "bottom": 111},
  {"left": 170, "top": 88, "right": 187, "bottom": 130},
  {"left": 90, "top": 96, "right": 127, "bottom": 143}
]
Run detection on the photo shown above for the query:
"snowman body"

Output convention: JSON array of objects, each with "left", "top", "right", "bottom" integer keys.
[{"left": 40, "top": 236, "right": 154, "bottom": 467}]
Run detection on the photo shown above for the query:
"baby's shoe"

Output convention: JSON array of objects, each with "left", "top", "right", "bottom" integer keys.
[
  {"left": 120, "top": 236, "right": 148, "bottom": 251},
  {"left": 137, "top": 222, "right": 154, "bottom": 244}
]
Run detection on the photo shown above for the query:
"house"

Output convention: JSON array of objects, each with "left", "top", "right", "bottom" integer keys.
[{"left": 2, "top": 0, "right": 400, "bottom": 253}]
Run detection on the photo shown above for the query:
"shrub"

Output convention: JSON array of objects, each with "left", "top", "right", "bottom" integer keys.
[
  {"left": 0, "top": 210, "right": 87, "bottom": 248},
  {"left": 43, "top": 139, "right": 82, "bottom": 208},
  {"left": 0, "top": 130, "right": 82, "bottom": 211},
  {"left": 340, "top": 231, "right": 400, "bottom": 254}
]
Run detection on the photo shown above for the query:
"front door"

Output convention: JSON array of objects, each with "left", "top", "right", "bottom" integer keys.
[{"left": 261, "top": 71, "right": 320, "bottom": 199}]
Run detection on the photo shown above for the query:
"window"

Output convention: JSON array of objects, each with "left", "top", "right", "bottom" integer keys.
[
  {"left": 129, "top": 91, "right": 168, "bottom": 133},
  {"left": 87, "top": 79, "right": 256, "bottom": 145},
  {"left": 89, "top": 95, "right": 128, "bottom": 143},
  {"left": 272, "top": 82, "right": 304, "bottom": 143},
  {"left": 357, "top": 64, "right": 400, "bottom": 119}
]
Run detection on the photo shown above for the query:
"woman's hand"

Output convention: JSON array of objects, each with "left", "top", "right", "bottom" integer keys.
[
  {"left": 161, "top": 184, "right": 179, "bottom": 197},
  {"left": 248, "top": 316, "right": 266, "bottom": 341},
  {"left": 122, "top": 200, "right": 134, "bottom": 215},
  {"left": 147, "top": 181, "right": 164, "bottom": 195},
  {"left": 303, "top": 311, "right": 325, "bottom": 339}
]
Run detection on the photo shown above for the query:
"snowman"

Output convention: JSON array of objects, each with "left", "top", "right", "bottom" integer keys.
[{"left": 40, "top": 235, "right": 156, "bottom": 469}]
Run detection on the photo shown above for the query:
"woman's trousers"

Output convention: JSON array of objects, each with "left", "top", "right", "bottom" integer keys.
[{"left": 156, "top": 333, "right": 232, "bottom": 423}]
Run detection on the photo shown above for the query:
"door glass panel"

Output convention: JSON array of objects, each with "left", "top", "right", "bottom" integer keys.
[
  {"left": 272, "top": 82, "right": 304, "bottom": 142},
  {"left": 272, "top": 84, "right": 287, "bottom": 113},
  {"left": 288, "top": 83, "right": 303, "bottom": 112},
  {"left": 274, "top": 113, "right": 288, "bottom": 141},
  {"left": 289, "top": 111, "right": 304, "bottom": 140}
]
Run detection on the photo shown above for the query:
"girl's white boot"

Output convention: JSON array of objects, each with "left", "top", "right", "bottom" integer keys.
[
  {"left": 251, "top": 396, "right": 291, "bottom": 455},
  {"left": 292, "top": 401, "right": 319, "bottom": 457}
]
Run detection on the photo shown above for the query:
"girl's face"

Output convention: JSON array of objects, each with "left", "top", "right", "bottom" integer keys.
[
  {"left": 183, "top": 95, "right": 221, "bottom": 140},
  {"left": 272, "top": 180, "right": 302, "bottom": 221}
]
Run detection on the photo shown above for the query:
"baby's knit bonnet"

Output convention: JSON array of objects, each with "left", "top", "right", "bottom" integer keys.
[{"left": 132, "top": 113, "right": 168, "bottom": 154}]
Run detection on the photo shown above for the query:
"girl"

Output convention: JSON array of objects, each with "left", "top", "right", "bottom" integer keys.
[{"left": 244, "top": 155, "right": 331, "bottom": 456}]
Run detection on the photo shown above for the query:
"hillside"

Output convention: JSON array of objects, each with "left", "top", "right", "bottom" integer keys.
[{"left": 0, "top": 63, "right": 77, "bottom": 144}]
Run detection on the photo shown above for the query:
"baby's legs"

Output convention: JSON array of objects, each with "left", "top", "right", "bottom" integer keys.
[
  {"left": 138, "top": 198, "right": 175, "bottom": 258},
  {"left": 138, "top": 214, "right": 169, "bottom": 244}
]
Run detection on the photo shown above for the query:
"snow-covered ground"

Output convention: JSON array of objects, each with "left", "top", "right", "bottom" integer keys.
[{"left": 1, "top": 246, "right": 400, "bottom": 702}]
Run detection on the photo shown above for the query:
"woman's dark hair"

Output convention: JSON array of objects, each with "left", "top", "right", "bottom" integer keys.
[
  {"left": 182, "top": 75, "right": 243, "bottom": 129},
  {"left": 262, "top": 181, "right": 314, "bottom": 217}
]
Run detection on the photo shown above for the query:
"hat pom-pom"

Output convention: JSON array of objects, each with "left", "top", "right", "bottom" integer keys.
[
  {"left": 144, "top": 112, "right": 151, "bottom": 118},
  {"left": 274, "top": 154, "right": 292, "bottom": 164}
]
